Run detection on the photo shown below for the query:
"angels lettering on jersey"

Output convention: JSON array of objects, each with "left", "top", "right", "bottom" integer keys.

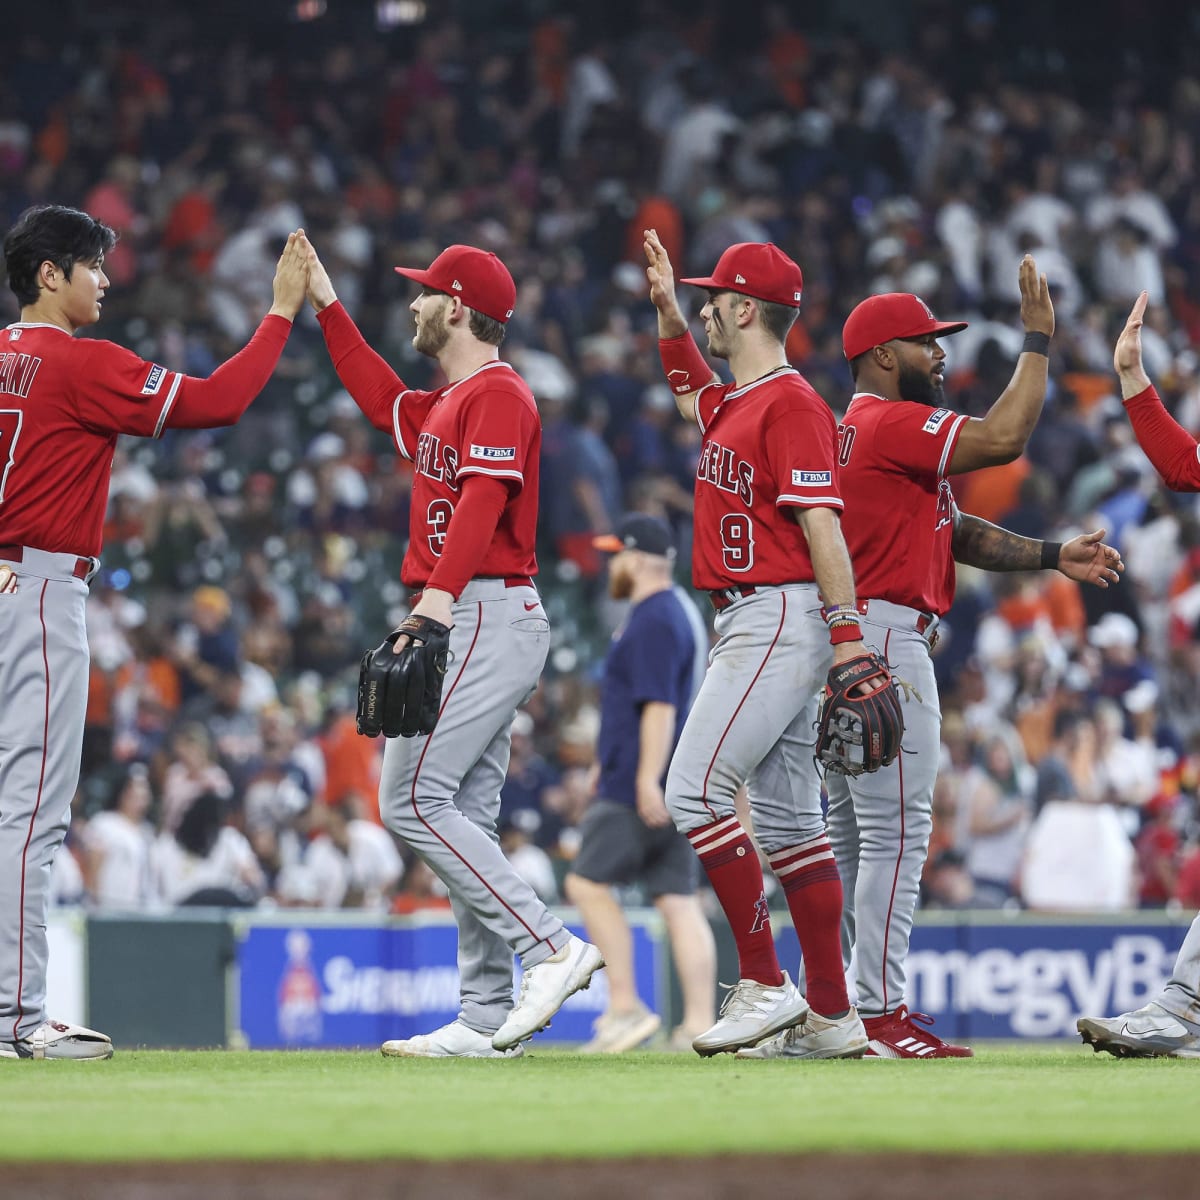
[
  {"left": 389, "top": 361, "right": 540, "bottom": 586},
  {"left": 687, "top": 370, "right": 845, "bottom": 591}
]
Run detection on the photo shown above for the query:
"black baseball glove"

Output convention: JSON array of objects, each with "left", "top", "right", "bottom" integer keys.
[
  {"left": 814, "top": 651, "right": 905, "bottom": 776},
  {"left": 356, "top": 615, "right": 453, "bottom": 739}
]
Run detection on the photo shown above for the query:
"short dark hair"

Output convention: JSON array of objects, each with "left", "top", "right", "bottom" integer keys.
[
  {"left": 2, "top": 204, "right": 117, "bottom": 307},
  {"left": 755, "top": 297, "right": 799, "bottom": 344},
  {"left": 469, "top": 307, "right": 506, "bottom": 347},
  {"left": 848, "top": 350, "right": 871, "bottom": 382}
]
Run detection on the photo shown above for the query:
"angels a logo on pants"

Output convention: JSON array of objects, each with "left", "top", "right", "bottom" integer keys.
[{"left": 750, "top": 892, "right": 771, "bottom": 935}]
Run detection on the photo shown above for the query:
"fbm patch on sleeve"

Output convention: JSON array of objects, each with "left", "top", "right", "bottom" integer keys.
[
  {"left": 790, "top": 468, "right": 833, "bottom": 487},
  {"left": 923, "top": 408, "right": 953, "bottom": 434},
  {"left": 141, "top": 364, "right": 168, "bottom": 396},
  {"left": 468, "top": 444, "right": 517, "bottom": 461}
]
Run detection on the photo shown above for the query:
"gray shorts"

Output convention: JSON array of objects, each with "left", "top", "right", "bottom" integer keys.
[{"left": 571, "top": 799, "right": 700, "bottom": 898}]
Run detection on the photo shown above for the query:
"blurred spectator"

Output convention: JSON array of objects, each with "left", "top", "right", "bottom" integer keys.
[
  {"left": 500, "top": 809, "right": 559, "bottom": 903},
  {"left": 957, "top": 729, "right": 1034, "bottom": 907},
  {"left": 1136, "top": 794, "right": 1183, "bottom": 908},
  {"left": 159, "top": 724, "right": 234, "bottom": 835},
  {"left": 82, "top": 764, "right": 155, "bottom": 909},
  {"left": 151, "top": 791, "right": 265, "bottom": 907}
]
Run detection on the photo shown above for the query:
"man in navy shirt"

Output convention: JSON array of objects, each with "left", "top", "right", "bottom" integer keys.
[{"left": 565, "top": 515, "right": 717, "bottom": 1052}]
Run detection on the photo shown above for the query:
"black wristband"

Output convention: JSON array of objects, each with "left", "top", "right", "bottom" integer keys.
[
  {"left": 1023, "top": 331, "right": 1051, "bottom": 357},
  {"left": 1040, "top": 540, "right": 1062, "bottom": 570}
]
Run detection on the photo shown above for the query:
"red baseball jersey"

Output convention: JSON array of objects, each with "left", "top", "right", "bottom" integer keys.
[
  {"left": 836, "top": 391, "right": 969, "bottom": 615},
  {"left": 392, "top": 361, "right": 540, "bottom": 587},
  {"left": 691, "top": 368, "right": 843, "bottom": 591},
  {"left": 0, "top": 323, "right": 186, "bottom": 558}
]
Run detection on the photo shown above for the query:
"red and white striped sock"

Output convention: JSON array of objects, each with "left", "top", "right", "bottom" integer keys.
[
  {"left": 768, "top": 835, "right": 849, "bottom": 1016},
  {"left": 687, "top": 816, "right": 783, "bottom": 987}
]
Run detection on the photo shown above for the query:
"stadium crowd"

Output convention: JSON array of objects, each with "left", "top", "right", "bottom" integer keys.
[{"left": 4, "top": 0, "right": 1199, "bottom": 916}]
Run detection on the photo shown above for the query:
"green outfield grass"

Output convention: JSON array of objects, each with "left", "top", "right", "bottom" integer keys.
[{"left": 2, "top": 1045, "right": 1196, "bottom": 1161}]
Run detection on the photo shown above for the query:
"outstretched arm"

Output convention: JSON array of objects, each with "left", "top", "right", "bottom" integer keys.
[
  {"left": 166, "top": 231, "right": 307, "bottom": 429},
  {"left": 645, "top": 228, "right": 718, "bottom": 424},
  {"left": 952, "top": 510, "right": 1124, "bottom": 587},
  {"left": 1116, "top": 292, "right": 1200, "bottom": 492},
  {"left": 301, "top": 233, "right": 406, "bottom": 434},
  {"left": 948, "top": 255, "right": 1055, "bottom": 473}
]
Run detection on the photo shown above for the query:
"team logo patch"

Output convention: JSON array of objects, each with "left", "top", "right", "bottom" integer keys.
[
  {"left": 469, "top": 444, "right": 516, "bottom": 461},
  {"left": 923, "top": 408, "right": 952, "bottom": 434},
  {"left": 8, "top": 329, "right": 21, "bottom": 342},
  {"left": 791, "top": 469, "right": 832, "bottom": 486},
  {"left": 141, "top": 364, "right": 167, "bottom": 395}
]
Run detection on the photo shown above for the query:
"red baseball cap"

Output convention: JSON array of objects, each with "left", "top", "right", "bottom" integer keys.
[
  {"left": 842, "top": 293, "right": 968, "bottom": 361},
  {"left": 394, "top": 244, "right": 517, "bottom": 324},
  {"left": 679, "top": 242, "right": 804, "bottom": 308}
]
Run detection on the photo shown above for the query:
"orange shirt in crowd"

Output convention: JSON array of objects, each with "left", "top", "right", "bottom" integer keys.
[
  {"left": 952, "top": 456, "right": 1030, "bottom": 525},
  {"left": 320, "top": 711, "right": 383, "bottom": 820}
]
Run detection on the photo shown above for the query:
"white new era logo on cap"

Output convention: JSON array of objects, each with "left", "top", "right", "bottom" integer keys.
[
  {"left": 452, "top": 279, "right": 463, "bottom": 291},
  {"left": 735, "top": 274, "right": 746, "bottom": 284}
]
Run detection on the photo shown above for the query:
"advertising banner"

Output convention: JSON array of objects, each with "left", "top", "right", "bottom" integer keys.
[
  {"left": 237, "top": 917, "right": 661, "bottom": 1049},
  {"left": 777, "top": 918, "right": 1191, "bottom": 1040}
]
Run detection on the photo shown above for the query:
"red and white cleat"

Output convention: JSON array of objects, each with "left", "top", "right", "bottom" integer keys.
[{"left": 862, "top": 1005, "right": 973, "bottom": 1058}]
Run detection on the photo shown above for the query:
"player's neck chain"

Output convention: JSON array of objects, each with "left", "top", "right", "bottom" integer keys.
[{"left": 737, "top": 364, "right": 791, "bottom": 390}]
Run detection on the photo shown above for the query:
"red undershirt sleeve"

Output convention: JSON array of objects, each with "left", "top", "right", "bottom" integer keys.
[
  {"left": 315, "top": 301, "right": 406, "bottom": 433},
  {"left": 424, "top": 474, "right": 511, "bottom": 599},
  {"left": 164, "top": 314, "right": 291, "bottom": 429},
  {"left": 1124, "top": 384, "right": 1200, "bottom": 493}
]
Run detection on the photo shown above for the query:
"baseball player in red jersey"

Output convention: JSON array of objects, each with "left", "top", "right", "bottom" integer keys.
[
  {"left": 644, "top": 230, "right": 870, "bottom": 1059},
  {"left": 1077, "top": 292, "right": 1200, "bottom": 1059},
  {"left": 0, "top": 205, "right": 308, "bottom": 1059},
  {"left": 800, "top": 261, "right": 1122, "bottom": 1058},
  {"left": 299, "top": 235, "right": 602, "bottom": 1058}
]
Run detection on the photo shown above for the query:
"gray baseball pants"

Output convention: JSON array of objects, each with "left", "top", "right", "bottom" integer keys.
[
  {"left": 0, "top": 549, "right": 92, "bottom": 1041},
  {"left": 1158, "top": 913, "right": 1200, "bottom": 1025},
  {"left": 666, "top": 584, "right": 831, "bottom": 848},
  {"left": 378, "top": 577, "right": 566, "bottom": 1036},
  {"left": 796, "top": 598, "right": 941, "bottom": 1018}
]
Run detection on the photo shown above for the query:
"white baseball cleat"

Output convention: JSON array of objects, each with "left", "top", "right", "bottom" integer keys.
[
  {"left": 736, "top": 1006, "right": 868, "bottom": 1060},
  {"left": 1078, "top": 1002, "right": 1200, "bottom": 1059},
  {"left": 0, "top": 1019, "right": 113, "bottom": 1061},
  {"left": 492, "top": 934, "right": 605, "bottom": 1051},
  {"left": 381, "top": 1018, "right": 524, "bottom": 1059},
  {"left": 692, "top": 973, "right": 810, "bottom": 1056}
]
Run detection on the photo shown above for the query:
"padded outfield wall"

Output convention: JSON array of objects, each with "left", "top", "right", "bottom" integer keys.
[{"left": 68, "top": 909, "right": 1193, "bottom": 1048}]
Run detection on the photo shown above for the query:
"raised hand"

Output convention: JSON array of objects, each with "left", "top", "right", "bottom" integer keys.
[
  {"left": 1057, "top": 528, "right": 1124, "bottom": 588},
  {"left": 269, "top": 230, "right": 310, "bottom": 320},
  {"left": 1018, "top": 253, "right": 1054, "bottom": 336},
  {"left": 298, "top": 233, "right": 338, "bottom": 313},
  {"left": 1114, "top": 292, "right": 1152, "bottom": 397},
  {"left": 644, "top": 227, "right": 687, "bottom": 337}
]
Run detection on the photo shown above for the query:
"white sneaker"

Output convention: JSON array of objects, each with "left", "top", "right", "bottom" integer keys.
[
  {"left": 492, "top": 934, "right": 605, "bottom": 1051},
  {"left": 1078, "top": 1002, "right": 1200, "bottom": 1059},
  {"left": 736, "top": 1006, "right": 868, "bottom": 1060},
  {"left": 579, "top": 1004, "right": 662, "bottom": 1054},
  {"left": 0, "top": 1019, "right": 113, "bottom": 1061},
  {"left": 381, "top": 1019, "right": 524, "bottom": 1059},
  {"left": 692, "top": 973, "right": 810, "bottom": 1057}
]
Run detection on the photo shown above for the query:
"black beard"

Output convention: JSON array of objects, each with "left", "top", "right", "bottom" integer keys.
[{"left": 897, "top": 361, "right": 942, "bottom": 405}]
